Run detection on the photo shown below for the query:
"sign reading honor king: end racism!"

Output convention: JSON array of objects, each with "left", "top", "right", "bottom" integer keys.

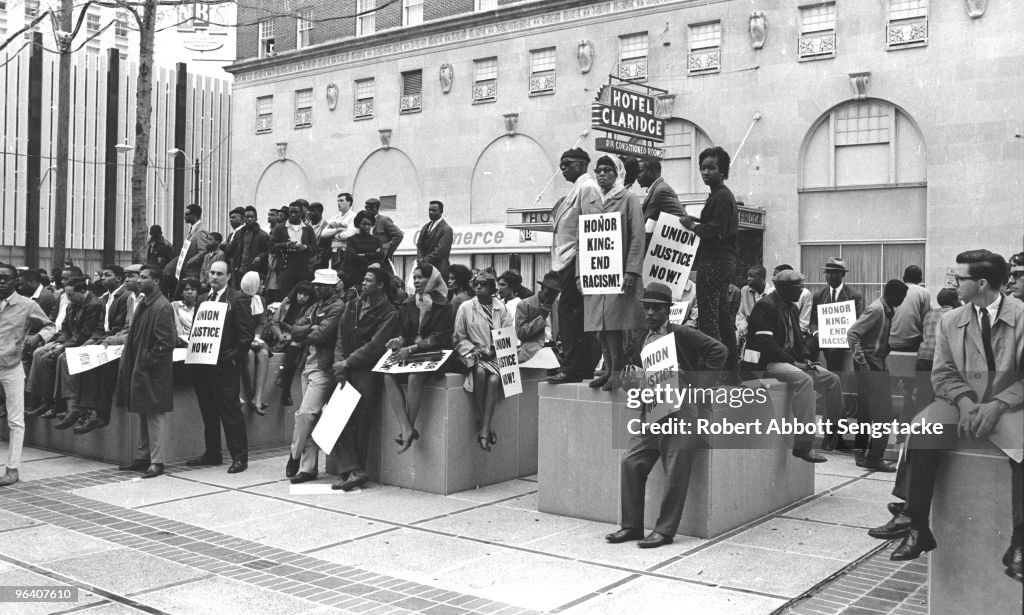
[{"left": 578, "top": 212, "right": 624, "bottom": 294}]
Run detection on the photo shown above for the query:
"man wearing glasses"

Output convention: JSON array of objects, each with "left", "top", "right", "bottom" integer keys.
[
  {"left": 1009, "top": 252, "right": 1024, "bottom": 301},
  {"left": 880, "top": 250, "right": 1022, "bottom": 583}
]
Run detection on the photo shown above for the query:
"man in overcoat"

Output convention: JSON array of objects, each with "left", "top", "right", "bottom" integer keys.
[{"left": 415, "top": 201, "right": 453, "bottom": 280}]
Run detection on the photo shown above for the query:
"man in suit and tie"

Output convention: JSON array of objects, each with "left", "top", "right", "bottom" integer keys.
[
  {"left": 872, "top": 251, "right": 1023, "bottom": 582},
  {"left": 636, "top": 159, "right": 685, "bottom": 247},
  {"left": 415, "top": 201, "right": 453, "bottom": 280},
  {"left": 188, "top": 261, "right": 255, "bottom": 473},
  {"left": 809, "top": 257, "right": 864, "bottom": 371},
  {"left": 364, "top": 198, "right": 405, "bottom": 276},
  {"left": 605, "top": 282, "right": 727, "bottom": 548},
  {"left": 175, "top": 204, "right": 211, "bottom": 292}
]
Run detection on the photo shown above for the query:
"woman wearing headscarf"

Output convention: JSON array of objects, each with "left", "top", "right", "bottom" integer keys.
[
  {"left": 239, "top": 271, "right": 271, "bottom": 415},
  {"left": 269, "top": 280, "right": 314, "bottom": 406},
  {"left": 343, "top": 211, "right": 385, "bottom": 289},
  {"left": 584, "top": 155, "right": 645, "bottom": 391},
  {"left": 172, "top": 278, "right": 200, "bottom": 345},
  {"left": 384, "top": 263, "right": 455, "bottom": 453},
  {"left": 454, "top": 271, "right": 513, "bottom": 452}
]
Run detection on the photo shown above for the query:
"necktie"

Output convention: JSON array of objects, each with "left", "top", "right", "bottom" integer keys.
[
  {"left": 830, "top": 289, "right": 836, "bottom": 303},
  {"left": 981, "top": 308, "right": 996, "bottom": 400}
]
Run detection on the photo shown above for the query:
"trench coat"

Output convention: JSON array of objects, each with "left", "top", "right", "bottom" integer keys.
[
  {"left": 113, "top": 290, "right": 176, "bottom": 414},
  {"left": 582, "top": 188, "right": 645, "bottom": 332}
]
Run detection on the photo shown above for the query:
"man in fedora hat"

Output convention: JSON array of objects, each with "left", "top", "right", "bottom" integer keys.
[
  {"left": 285, "top": 269, "right": 346, "bottom": 484},
  {"left": 516, "top": 271, "right": 560, "bottom": 363},
  {"left": 810, "top": 257, "right": 864, "bottom": 371},
  {"left": 606, "top": 282, "right": 727, "bottom": 549}
]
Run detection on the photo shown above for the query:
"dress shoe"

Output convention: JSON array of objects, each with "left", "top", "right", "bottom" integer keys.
[
  {"left": 638, "top": 531, "right": 674, "bottom": 549},
  {"left": 185, "top": 455, "right": 223, "bottom": 467},
  {"left": 73, "top": 416, "right": 108, "bottom": 435},
  {"left": 0, "top": 468, "right": 19, "bottom": 487},
  {"left": 285, "top": 456, "right": 300, "bottom": 478},
  {"left": 332, "top": 472, "right": 368, "bottom": 491},
  {"left": 605, "top": 528, "right": 643, "bottom": 544},
  {"left": 117, "top": 459, "right": 151, "bottom": 472},
  {"left": 25, "top": 402, "right": 51, "bottom": 417},
  {"left": 546, "top": 372, "right": 583, "bottom": 385},
  {"left": 227, "top": 458, "right": 248, "bottom": 474},
  {"left": 792, "top": 449, "right": 828, "bottom": 463},
  {"left": 887, "top": 501, "right": 905, "bottom": 516},
  {"left": 39, "top": 407, "right": 61, "bottom": 420},
  {"left": 891, "top": 528, "right": 937, "bottom": 561},
  {"left": 290, "top": 472, "right": 317, "bottom": 484},
  {"left": 858, "top": 457, "right": 897, "bottom": 473},
  {"left": 54, "top": 411, "right": 84, "bottom": 430},
  {"left": 589, "top": 373, "right": 610, "bottom": 388},
  {"left": 1004, "top": 544, "right": 1023, "bottom": 582},
  {"left": 868, "top": 514, "right": 911, "bottom": 539},
  {"left": 141, "top": 464, "right": 165, "bottom": 479}
]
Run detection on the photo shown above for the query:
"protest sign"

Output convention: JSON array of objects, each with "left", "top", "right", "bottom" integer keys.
[
  {"left": 311, "top": 384, "right": 362, "bottom": 452},
  {"left": 578, "top": 212, "right": 623, "bottom": 295},
  {"left": 817, "top": 300, "right": 856, "bottom": 348},
  {"left": 184, "top": 302, "right": 228, "bottom": 365},
  {"left": 639, "top": 334, "right": 679, "bottom": 423},
  {"left": 643, "top": 213, "right": 700, "bottom": 300},
  {"left": 173, "top": 348, "right": 187, "bottom": 363},
  {"left": 373, "top": 349, "right": 454, "bottom": 374},
  {"left": 669, "top": 300, "right": 691, "bottom": 326},
  {"left": 65, "top": 345, "right": 124, "bottom": 376},
  {"left": 518, "top": 346, "right": 560, "bottom": 370},
  {"left": 492, "top": 327, "right": 522, "bottom": 397}
]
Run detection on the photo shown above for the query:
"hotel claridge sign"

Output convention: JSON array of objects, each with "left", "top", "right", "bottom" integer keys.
[{"left": 225, "top": 0, "right": 1023, "bottom": 296}]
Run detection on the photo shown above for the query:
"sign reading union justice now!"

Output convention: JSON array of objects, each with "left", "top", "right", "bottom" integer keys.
[{"left": 591, "top": 86, "right": 665, "bottom": 142}]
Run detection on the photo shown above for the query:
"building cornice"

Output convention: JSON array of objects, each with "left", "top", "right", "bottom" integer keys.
[{"left": 227, "top": 0, "right": 718, "bottom": 85}]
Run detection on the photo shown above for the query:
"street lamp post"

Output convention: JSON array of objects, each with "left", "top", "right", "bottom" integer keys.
[{"left": 167, "top": 148, "right": 200, "bottom": 209}]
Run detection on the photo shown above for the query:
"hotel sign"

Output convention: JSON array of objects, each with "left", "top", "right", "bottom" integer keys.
[
  {"left": 590, "top": 86, "right": 665, "bottom": 142},
  {"left": 595, "top": 137, "right": 664, "bottom": 160}
]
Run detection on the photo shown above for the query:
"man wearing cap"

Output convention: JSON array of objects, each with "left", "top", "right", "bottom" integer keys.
[
  {"left": 606, "top": 282, "right": 727, "bottom": 548},
  {"left": 364, "top": 198, "right": 404, "bottom": 276},
  {"left": 285, "top": 269, "right": 346, "bottom": 484},
  {"left": 146, "top": 225, "right": 173, "bottom": 269},
  {"left": 225, "top": 206, "right": 270, "bottom": 289},
  {"left": 547, "top": 147, "right": 601, "bottom": 384},
  {"left": 810, "top": 257, "right": 864, "bottom": 371},
  {"left": 416, "top": 201, "right": 453, "bottom": 280},
  {"left": 516, "top": 272, "right": 560, "bottom": 363},
  {"left": 225, "top": 207, "right": 246, "bottom": 246},
  {"left": 746, "top": 269, "right": 837, "bottom": 463}
]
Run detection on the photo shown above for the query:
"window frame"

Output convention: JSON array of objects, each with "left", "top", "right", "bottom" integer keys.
[
  {"left": 687, "top": 21, "right": 721, "bottom": 75},
  {"left": 114, "top": 13, "right": 129, "bottom": 38},
  {"left": 354, "top": 78, "right": 375, "bottom": 120},
  {"left": 529, "top": 47, "right": 556, "bottom": 96},
  {"left": 294, "top": 88, "right": 313, "bottom": 129},
  {"left": 617, "top": 32, "right": 649, "bottom": 81},
  {"left": 400, "top": 69, "right": 423, "bottom": 114},
  {"left": 85, "top": 12, "right": 101, "bottom": 34},
  {"left": 472, "top": 57, "right": 498, "bottom": 104},
  {"left": 296, "top": 8, "right": 314, "bottom": 49},
  {"left": 356, "top": 0, "right": 376, "bottom": 37},
  {"left": 402, "top": 0, "right": 423, "bottom": 27},
  {"left": 258, "top": 19, "right": 275, "bottom": 58},
  {"left": 798, "top": 2, "right": 837, "bottom": 60},
  {"left": 886, "top": 0, "right": 929, "bottom": 50},
  {"left": 256, "top": 95, "right": 274, "bottom": 134}
]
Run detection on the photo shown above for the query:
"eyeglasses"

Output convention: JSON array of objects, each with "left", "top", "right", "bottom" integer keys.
[
  {"left": 1010, "top": 271, "right": 1024, "bottom": 280},
  {"left": 0, "top": 275, "right": 13, "bottom": 283},
  {"left": 594, "top": 167, "right": 617, "bottom": 175},
  {"left": 952, "top": 274, "right": 978, "bottom": 287}
]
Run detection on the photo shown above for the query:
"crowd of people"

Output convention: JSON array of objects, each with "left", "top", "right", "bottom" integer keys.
[{"left": 0, "top": 144, "right": 1020, "bottom": 579}]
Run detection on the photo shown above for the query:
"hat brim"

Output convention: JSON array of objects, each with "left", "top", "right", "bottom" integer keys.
[{"left": 639, "top": 298, "right": 672, "bottom": 305}]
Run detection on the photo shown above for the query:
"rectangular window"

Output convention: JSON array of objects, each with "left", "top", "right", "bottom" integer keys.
[
  {"left": 688, "top": 22, "right": 721, "bottom": 74},
  {"left": 403, "top": 0, "right": 423, "bottom": 27},
  {"left": 617, "top": 33, "right": 648, "bottom": 80},
  {"left": 86, "top": 13, "right": 100, "bottom": 33},
  {"left": 379, "top": 195, "right": 397, "bottom": 211},
  {"left": 256, "top": 95, "right": 273, "bottom": 134},
  {"left": 799, "top": 3, "right": 836, "bottom": 59},
  {"left": 294, "top": 88, "right": 312, "bottom": 128},
  {"left": 834, "top": 102, "right": 891, "bottom": 146},
  {"left": 529, "top": 48, "right": 556, "bottom": 95},
  {"left": 472, "top": 57, "right": 498, "bottom": 103},
  {"left": 475, "top": 0, "right": 498, "bottom": 11},
  {"left": 801, "top": 243, "right": 924, "bottom": 304},
  {"left": 400, "top": 70, "right": 422, "bottom": 113},
  {"left": 357, "top": 0, "right": 376, "bottom": 37},
  {"left": 25, "top": 0, "right": 38, "bottom": 18},
  {"left": 354, "top": 78, "right": 374, "bottom": 119},
  {"left": 258, "top": 19, "right": 275, "bottom": 58},
  {"left": 115, "top": 14, "right": 128, "bottom": 38},
  {"left": 296, "top": 8, "right": 313, "bottom": 49},
  {"left": 887, "top": 0, "right": 928, "bottom": 49}
]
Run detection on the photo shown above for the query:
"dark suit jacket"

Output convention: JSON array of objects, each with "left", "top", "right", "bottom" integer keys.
[
  {"left": 196, "top": 287, "right": 255, "bottom": 364},
  {"left": 416, "top": 219, "right": 453, "bottom": 279},
  {"left": 269, "top": 223, "right": 317, "bottom": 273},
  {"left": 55, "top": 293, "right": 104, "bottom": 348},
  {"left": 746, "top": 291, "right": 812, "bottom": 369},
  {"left": 225, "top": 225, "right": 271, "bottom": 278},
  {"left": 641, "top": 177, "right": 684, "bottom": 226},
  {"left": 88, "top": 287, "right": 130, "bottom": 343},
  {"left": 28, "top": 287, "right": 57, "bottom": 320},
  {"left": 811, "top": 284, "right": 865, "bottom": 333},
  {"left": 395, "top": 297, "right": 454, "bottom": 352},
  {"left": 627, "top": 323, "right": 727, "bottom": 389},
  {"left": 333, "top": 292, "right": 398, "bottom": 372},
  {"left": 373, "top": 214, "right": 405, "bottom": 259}
]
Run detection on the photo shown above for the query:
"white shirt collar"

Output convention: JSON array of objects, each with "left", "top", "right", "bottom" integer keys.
[
  {"left": 976, "top": 294, "right": 1002, "bottom": 327},
  {"left": 30, "top": 285, "right": 43, "bottom": 300}
]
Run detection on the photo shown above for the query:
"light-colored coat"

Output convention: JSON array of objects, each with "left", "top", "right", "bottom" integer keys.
[{"left": 581, "top": 188, "right": 645, "bottom": 332}]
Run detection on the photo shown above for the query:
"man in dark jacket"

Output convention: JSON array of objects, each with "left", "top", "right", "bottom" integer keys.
[
  {"left": 110, "top": 266, "right": 176, "bottom": 479},
  {"left": 364, "top": 198, "right": 405, "bottom": 276},
  {"left": 270, "top": 201, "right": 317, "bottom": 300},
  {"left": 146, "top": 225, "right": 174, "bottom": 270},
  {"left": 332, "top": 268, "right": 398, "bottom": 491},
  {"left": 225, "top": 206, "right": 271, "bottom": 289},
  {"left": 415, "top": 201, "right": 453, "bottom": 280},
  {"left": 746, "top": 269, "right": 837, "bottom": 462},
  {"left": 516, "top": 271, "right": 559, "bottom": 363},
  {"left": 188, "top": 261, "right": 255, "bottom": 473},
  {"left": 637, "top": 159, "right": 685, "bottom": 247},
  {"left": 606, "top": 282, "right": 727, "bottom": 549},
  {"left": 286, "top": 269, "right": 346, "bottom": 484},
  {"left": 809, "top": 257, "right": 865, "bottom": 370}
]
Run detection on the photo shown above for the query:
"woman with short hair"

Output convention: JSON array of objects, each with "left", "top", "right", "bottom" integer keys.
[{"left": 343, "top": 211, "right": 385, "bottom": 289}]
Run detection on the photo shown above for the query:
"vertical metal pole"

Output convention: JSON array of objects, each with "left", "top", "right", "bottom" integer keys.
[
  {"left": 103, "top": 49, "right": 120, "bottom": 265},
  {"left": 52, "top": 0, "right": 73, "bottom": 270},
  {"left": 26, "top": 33, "right": 43, "bottom": 268},
  {"left": 172, "top": 63, "right": 187, "bottom": 247}
]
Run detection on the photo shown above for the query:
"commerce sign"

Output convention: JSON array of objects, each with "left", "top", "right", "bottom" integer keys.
[{"left": 591, "top": 86, "right": 665, "bottom": 142}]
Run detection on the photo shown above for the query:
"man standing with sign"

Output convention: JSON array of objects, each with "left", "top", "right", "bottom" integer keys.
[
  {"left": 636, "top": 159, "right": 684, "bottom": 248},
  {"left": 175, "top": 204, "right": 211, "bottom": 293},
  {"left": 188, "top": 261, "right": 254, "bottom": 473},
  {"left": 547, "top": 148, "right": 601, "bottom": 385},
  {"left": 332, "top": 268, "right": 397, "bottom": 491},
  {"left": 809, "top": 257, "right": 864, "bottom": 371},
  {"left": 112, "top": 266, "right": 176, "bottom": 479},
  {"left": 607, "top": 282, "right": 727, "bottom": 548}
]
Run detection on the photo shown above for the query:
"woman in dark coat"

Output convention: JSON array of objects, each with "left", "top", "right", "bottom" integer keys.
[
  {"left": 383, "top": 263, "right": 454, "bottom": 453},
  {"left": 112, "top": 265, "right": 176, "bottom": 478},
  {"left": 343, "top": 211, "right": 385, "bottom": 289}
]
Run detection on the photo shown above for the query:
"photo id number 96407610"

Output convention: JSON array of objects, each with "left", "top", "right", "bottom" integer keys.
[{"left": 0, "top": 586, "right": 79, "bottom": 602}]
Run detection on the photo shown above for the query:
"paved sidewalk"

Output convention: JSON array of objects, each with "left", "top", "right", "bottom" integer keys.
[{"left": 0, "top": 446, "right": 917, "bottom": 614}]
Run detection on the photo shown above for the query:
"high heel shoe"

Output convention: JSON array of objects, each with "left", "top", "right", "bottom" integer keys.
[
  {"left": 488, "top": 430, "right": 497, "bottom": 446},
  {"left": 398, "top": 429, "right": 419, "bottom": 454},
  {"left": 394, "top": 433, "right": 405, "bottom": 446},
  {"left": 477, "top": 434, "right": 492, "bottom": 452}
]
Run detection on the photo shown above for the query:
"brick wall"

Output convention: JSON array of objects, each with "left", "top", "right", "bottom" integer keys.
[
  {"left": 425, "top": 0, "right": 474, "bottom": 22},
  {"left": 236, "top": 0, "right": 357, "bottom": 60}
]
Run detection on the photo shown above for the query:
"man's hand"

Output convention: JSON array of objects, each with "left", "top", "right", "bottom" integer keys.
[
  {"left": 385, "top": 337, "right": 402, "bottom": 350},
  {"left": 395, "top": 346, "right": 414, "bottom": 362},
  {"left": 24, "top": 333, "right": 42, "bottom": 348},
  {"left": 48, "top": 343, "right": 64, "bottom": 358},
  {"left": 621, "top": 272, "right": 638, "bottom": 294},
  {"left": 679, "top": 215, "right": 697, "bottom": 231},
  {"left": 972, "top": 400, "right": 1008, "bottom": 438},
  {"left": 956, "top": 398, "right": 980, "bottom": 437},
  {"left": 539, "top": 304, "right": 552, "bottom": 318}
]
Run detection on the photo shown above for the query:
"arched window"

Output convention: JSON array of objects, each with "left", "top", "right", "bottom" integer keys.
[{"left": 798, "top": 99, "right": 927, "bottom": 302}]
